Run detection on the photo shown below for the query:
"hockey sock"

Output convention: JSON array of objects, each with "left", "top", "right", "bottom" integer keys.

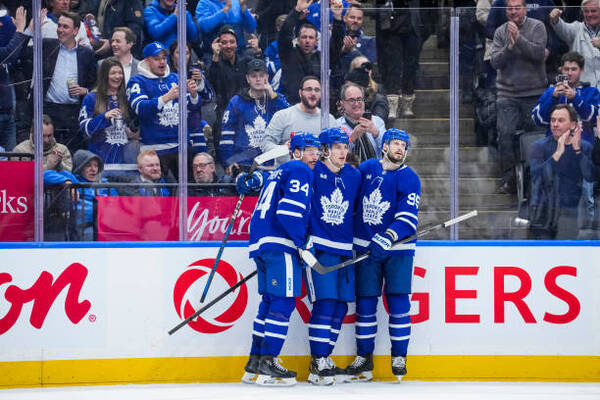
[
  {"left": 308, "top": 299, "right": 336, "bottom": 357},
  {"left": 328, "top": 301, "right": 348, "bottom": 355},
  {"left": 260, "top": 295, "right": 296, "bottom": 356},
  {"left": 386, "top": 293, "right": 411, "bottom": 357},
  {"left": 250, "top": 294, "right": 271, "bottom": 355},
  {"left": 355, "top": 296, "right": 379, "bottom": 356}
]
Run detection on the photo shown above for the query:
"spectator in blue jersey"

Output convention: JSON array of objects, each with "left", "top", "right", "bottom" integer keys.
[
  {"left": 144, "top": 0, "right": 199, "bottom": 48},
  {"left": 237, "top": 133, "right": 320, "bottom": 387},
  {"left": 218, "top": 58, "right": 290, "bottom": 176},
  {"left": 195, "top": 0, "right": 257, "bottom": 55},
  {"left": 302, "top": 127, "right": 361, "bottom": 385},
  {"left": 127, "top": 41, "right": 207, "bottom": 179},
  {"left": 343, "top": 128, "right": 421, "bottom": 382},
  {"left": 0, "top": 6, "right": 29, "bottom": 152},
  {"left": 79, "top": 57, "right": 140, "bottom": 178},
  {"left": 336, "top": 82, "right": 385, "bottom": 162},
  {"left": 529, "top": 104, "right": 594, "bottom": 239},
  {"left": 278, "top": 0, "right": 344, "bottom": 104}
]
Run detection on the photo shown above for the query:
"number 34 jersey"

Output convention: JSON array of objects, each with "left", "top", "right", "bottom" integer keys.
[
  {"left": 309, "top": 161, "right": 361, "bottom": 257},
  {"left": 248, "top": 160, "right": 313, "bottom": 258},
  {"left": 354, "top": 159, "right": 422, "bottom": 256}
]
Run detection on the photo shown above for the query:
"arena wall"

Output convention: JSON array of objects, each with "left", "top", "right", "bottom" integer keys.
[{"left": 0, "top": 241, "right": 598, "bottom": 387}]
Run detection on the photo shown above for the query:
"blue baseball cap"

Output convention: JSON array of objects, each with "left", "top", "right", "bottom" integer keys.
[{"left": 143, "top": 41, "right": 168, "bottom": 58}]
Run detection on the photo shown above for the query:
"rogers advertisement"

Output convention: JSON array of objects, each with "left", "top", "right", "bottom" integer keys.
[
  {"left": 97, "top": 196, "right": 258, "bottom": 241},
  {"left": 0, "top": 161, "right": 34, "bottom": 242}
]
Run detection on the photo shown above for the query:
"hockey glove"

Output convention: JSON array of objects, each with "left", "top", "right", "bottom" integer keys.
[
  {"left": 298, "top": 237, "right": 316, "bottom": 268},
  {"left": 369, "top": 231, "right": 394, "bottom": 261},
  {"left": 236, "top": 171, "right": 263, "bottom": 195}
]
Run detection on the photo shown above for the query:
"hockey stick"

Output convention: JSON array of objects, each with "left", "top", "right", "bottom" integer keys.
[
  {"left": 169, "top": 270, "right": 257, "bottom": 336},
  {"left": 301, "top": 210, "right": 479, "bottom": 275},
  {"left": 199, "top": 145, "right": 289, "bottom": 303}
]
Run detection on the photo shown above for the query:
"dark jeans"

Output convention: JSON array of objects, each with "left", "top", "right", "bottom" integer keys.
[
  {"left": 376, "top": 28, "right": 420, "bottom": 95},
  {"left": 44, "top": 102, "right": 85, "bottom": 155},
  {"left": 496, "top": 96, "right": 539, "bottom": 176}
]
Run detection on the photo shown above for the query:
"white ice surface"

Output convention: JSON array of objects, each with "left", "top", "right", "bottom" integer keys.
[{"left": 1, "top": 381, "right": 600, "bottom": 400}]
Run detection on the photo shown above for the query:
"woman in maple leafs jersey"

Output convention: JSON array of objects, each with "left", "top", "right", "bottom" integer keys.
[
  {"left": 342, "top": 128, "right": 421, "bottom": 383},
  {"left": 303, "top": 127, "right": 361, "bottom": 386},
  {"left": 79, "top": 57, "right": 137, "bottom": 173},
  {"left": 218, "top": 59, "right": 289, "bottom": 176}
]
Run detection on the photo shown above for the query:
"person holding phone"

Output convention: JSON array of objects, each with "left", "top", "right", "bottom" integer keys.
[
  {"left": 218, "top": 58, "right": 290, "bottom": 176},
  {"left": 336, "top": 82, "right": 386, "bottom": 162}
]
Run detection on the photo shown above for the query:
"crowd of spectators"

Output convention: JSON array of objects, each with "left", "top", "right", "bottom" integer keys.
[{"left": 1, "top": 0, "right": 600, "bottom": 240}]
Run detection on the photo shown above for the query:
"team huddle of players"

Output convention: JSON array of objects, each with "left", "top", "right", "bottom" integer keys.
[{"left": 235, "top": 127, "right": 421, "bottom": 386}]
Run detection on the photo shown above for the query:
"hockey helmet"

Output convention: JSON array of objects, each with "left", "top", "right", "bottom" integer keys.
[
  {"left": 381, "top": 128, "right": 410, "bottom": 151},
  {"left": 319, "top": 127, "right": 350, "bottom": 147},
  {"left": 290, "top": 131, "right": 321, "bottom": 151}
]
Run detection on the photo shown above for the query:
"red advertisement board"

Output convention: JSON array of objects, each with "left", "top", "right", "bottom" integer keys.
[
  {"left": 97, "top": 196, "right": 258, "bottom": 241},
  {"left": 0, "top": 161, "right": 34, "bottom": 241}
]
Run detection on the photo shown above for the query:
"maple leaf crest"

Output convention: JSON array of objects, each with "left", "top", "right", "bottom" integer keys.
[
  {"left": 362, "top": 188, "right": 390, "bottom": 225},
  {"left": 320, "top": 188, "right": 349, "bottom": 225},
  {"left": 245, "top": 115, "right": 267, "bottom": 148},
  {"left": 104, "top": 124, "right": 128, "bottom": 145},
  {"left": 158, "top": 101, "right": 179, "bottom": 127}
]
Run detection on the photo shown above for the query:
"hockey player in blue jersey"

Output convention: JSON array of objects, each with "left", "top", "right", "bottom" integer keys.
[
  {"left": 237, "top": 132, "right": 320, "bottom": 386},
  {"left": 304, "top": 127, "right": 361, "bottom": 385},
  {"left": 343, "top": 128, "right": 421, "bottom": 382}
]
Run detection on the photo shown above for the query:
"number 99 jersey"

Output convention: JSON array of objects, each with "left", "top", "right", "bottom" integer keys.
[
  {"left": 248, "top": 160, "right": 314, "bottom": 258},
  {"left": 354, "top": 159, "right": 422, "bottom": 256}
]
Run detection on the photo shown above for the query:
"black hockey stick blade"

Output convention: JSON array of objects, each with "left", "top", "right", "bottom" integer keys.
[
  {"left": 170, "top": 270, "right": 258, "bottom": 336},
  {"left": 198, "top": 145, "right": 289, "bottom": 303},
  {"left": 304, "top": 210, "right": 479, "bottom": 274}
]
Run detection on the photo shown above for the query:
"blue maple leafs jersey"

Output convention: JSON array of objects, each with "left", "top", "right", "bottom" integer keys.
[
  {"left": 219, "top": 91, "right": 290, "bottom": 167},
  {"left": 354, "top": 159, "right": 421, "bottom": 256},
  {"left": 248, "top": 160, "right": 313, "bottom": 258},
  {"left": 309, "top": 160, "right": 361, "bottom": 256}
]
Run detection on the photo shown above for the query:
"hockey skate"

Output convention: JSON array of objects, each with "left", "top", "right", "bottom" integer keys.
[
  {"left": 241, "top": 354, "right": 260, "bottom": 384},
  {"left": 256, "top": 355, "right": 297, "bottom": 386},
  {"left": 341, "top": 354, "right": 373, "bottom": 383},
  {"left": 307, "top": 356, "right": 335, "bottom": 386},
  {"left": 329, "top": 357, "right": 348, "bottom": 383},
  {"left": 392, "top": 356, "right": 407, "bottom": 382}
]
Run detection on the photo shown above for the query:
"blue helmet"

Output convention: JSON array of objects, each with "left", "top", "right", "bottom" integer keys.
[
  {"left": 381, "top": 128, "right": 410, "bottom": 150},
  {"left": 319, "top": 127, "right": 350, "bottom": 147},
  {"left": 290, "top": 132, "right": 320, "bottom": 151}
]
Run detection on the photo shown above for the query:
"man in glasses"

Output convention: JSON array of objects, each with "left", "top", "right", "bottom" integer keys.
[
  {"left": 336, "top": 82, "right": 385, "bottom": 162},
  {"left": 262, "top": 76, "right": 339, "bottom": 166}
]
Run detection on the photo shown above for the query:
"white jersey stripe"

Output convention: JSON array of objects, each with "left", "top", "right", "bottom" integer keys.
[
  {"left": 310, "top": 235, "right": 353, "bottom": 251},
  {"left": 279, "top": 198, "right": 307, "bottom": 209},
  {"left": 249, "top": 236, "right": 295, "bottom": 252},
  {"left": 276, "top": 210, "right": 303, "bottom": 218}
]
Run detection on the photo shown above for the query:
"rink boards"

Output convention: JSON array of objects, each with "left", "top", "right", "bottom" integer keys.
[{"left": 0, "top": 241, "right": 599, "bottom": 387}]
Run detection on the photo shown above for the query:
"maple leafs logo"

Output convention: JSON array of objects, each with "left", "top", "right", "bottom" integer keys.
[
  {"left": 158, "top": 101, "right": 179, "bottom": 127},
  {"left": 245, "top": 115, "right": 267, "bottom": 148},
  {"left": 362, "top": 188, "right": 390, "bottom": 225},
  {"left": 320, "top": 188, "right": 349, "bottom": 225}
]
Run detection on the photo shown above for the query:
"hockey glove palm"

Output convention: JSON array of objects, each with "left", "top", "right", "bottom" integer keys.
[
  {"left": 236, "top": 171, "right": 263, "bottom": 195},
  {"left": 369, "top": 231, "right": 394, "bottom": 260}
]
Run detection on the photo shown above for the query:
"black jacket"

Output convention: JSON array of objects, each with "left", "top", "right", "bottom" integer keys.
[
  {"left": 278, "top": 8, "right": 344, "bottom": 104},
  {"left": 22, "top": 38, "right": 97, "bottom": 101},
  {"left": 0, "top": 32, "right": 28, "bottom": 113}
]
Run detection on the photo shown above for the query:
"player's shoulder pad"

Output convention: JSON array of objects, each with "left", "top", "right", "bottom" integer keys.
[
  {"left": 398, "top": 165, "right": 421, "bottom": 189},
  {"left": 359, "top": 158, "right": 381, "bottom": 174},
  {"left": 341, "top": 163, "right": 361, "bottom": 180}
]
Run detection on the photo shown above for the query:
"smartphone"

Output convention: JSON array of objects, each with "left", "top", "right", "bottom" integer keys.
[
  {"left": 555, "top": 74, "right": 568, "bottom": 84},
  {"left": 362, "top": 111, "right": 372, "bottom": 120}
]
